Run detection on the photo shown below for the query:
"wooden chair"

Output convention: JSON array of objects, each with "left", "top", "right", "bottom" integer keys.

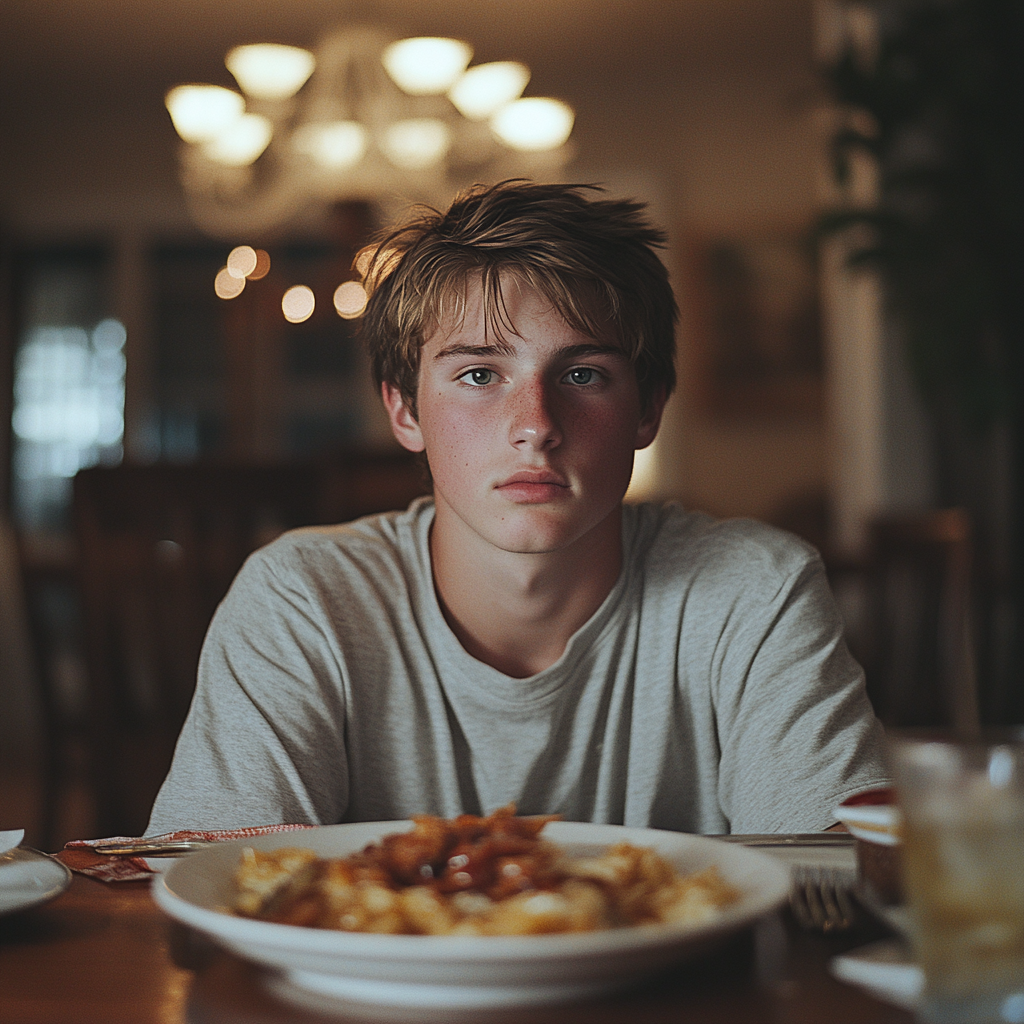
[
  {"left": 858, "top": 508, "right": 980, "bottom": 734},
  {"left": 72, "top": 451, "right": 426, "bottom": 838},
  {"left": 15, "top": 531, "right": 84, "bottom": 850}
]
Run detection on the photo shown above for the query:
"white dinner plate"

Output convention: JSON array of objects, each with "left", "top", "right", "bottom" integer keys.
[
  {"left": 0, "top": 847, "right": 72, "bottom": 915},
  {"left": 154, "top": 820, "right": 791, "bottom": 1008}
]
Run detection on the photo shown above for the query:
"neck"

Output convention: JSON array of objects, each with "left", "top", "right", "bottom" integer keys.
[{"left": 429, "top": 505, "right": 624, "bottom": 678}]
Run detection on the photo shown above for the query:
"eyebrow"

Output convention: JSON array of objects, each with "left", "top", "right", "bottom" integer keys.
[
  {"left": 433, "top": 341, "right": 517, "bottom": 361},
  {"left": 432, "top": 341, "right": 626, "bottom": 362}
]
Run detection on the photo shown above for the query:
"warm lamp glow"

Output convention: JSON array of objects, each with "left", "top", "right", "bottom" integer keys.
[
  {"left": 354, "top": 247, "right": 374, "bottom": 279},
  {"left": 293, "top": 121, "right": 367, "bottom": 169},
  {"left": 333, "top": 281, "right": 368, "bottom": 319},
  {"left": 382, "top": 119, "right": 450, "bottom": 169},
  {"left": 226, "top": 44, "right": 316, "bottom": 100},
  {"left": 449, "top": 62, "right": 530, "bottom": 120},
  {"left": 214, "top": 267, "right": 246, "bottom": 299},
  {"left": 382, "top": 37, "right": 472, "bottom": 95},
  {"left": 248, "top": 249, "right": 272, "bottom": 280},
  {"left": 282, "top": 285, "right": 315, "bottom": 323},
  {"left": 491, "top": 97, "right": 574, "bottom": 152},
  {"left": 226, "top": 245, "right": 258, "bottom": 279},
  {"left": 203, "top": 113, "right": 273, "bottom": 166},
  {"left": 165, "top": 26, "right": 575, "bottom": 235},
  {"left": 625, "top": 443, "right": 659, "bottom": 501},
  {"left": 165, "top": 85, "right": 245, "bottom": 143}
]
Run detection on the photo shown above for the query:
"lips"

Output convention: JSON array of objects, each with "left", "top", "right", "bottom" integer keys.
[
  {"left": 500, "top": 470, "right": 568, "bottom": 487},
  {"left": 496, "top": 470, "right": 569, "bottom": 503}
]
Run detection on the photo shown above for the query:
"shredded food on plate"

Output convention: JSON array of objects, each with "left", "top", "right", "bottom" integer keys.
[{"left": 231, "top": 805, "right": 739, "bottom": 935}]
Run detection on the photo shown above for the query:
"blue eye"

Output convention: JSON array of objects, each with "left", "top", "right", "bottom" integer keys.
[
  {"left": 566, "top": 367, "right": 597, "bottom": 385},
  {"left": 460, "top": 368, "right": 496, "bottom": 386}
]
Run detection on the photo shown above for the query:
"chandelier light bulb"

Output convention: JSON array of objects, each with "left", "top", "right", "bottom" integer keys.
[
  {"left": 449, "top": 62, "right": 530, "bottom": 120},
  {"left": 282, "top": 285, "right": 315, "bottom": 323},
  {"left": 165, "top": 85, "right": 245, "bottom": 144},
  {"left": 382, "top": 37, "right": 472, "bottom": 95},
  {"left": 491, "top": 97, "right": 575, "bottom": 152},
  {"left": 226, "top": 44, "right": 316, "bottom": 100},
  {"left": 383, "top": 118, "right": 451, "bottom": 170},
  {"left": 333, "top": 281, "right": 368, "bottom": 319},
  {"left": 226, "top": 245, "right": 259, "bottom": 279},
  {"left": 214, "top": 267, "right": 246, "bottom": 299},
  {"left": 293, "top": 121, "right": 367, "bottom": 169},
  {"left": 203, "top": 113, "right": 273, "bottom": 166},
  {"left": 166, "top": 26, "right": 576, "bottom": 235}
]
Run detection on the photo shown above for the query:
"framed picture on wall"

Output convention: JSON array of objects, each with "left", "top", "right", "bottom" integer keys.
[{"left": 681, "top": 226, "right": 823, "bottom": 419}]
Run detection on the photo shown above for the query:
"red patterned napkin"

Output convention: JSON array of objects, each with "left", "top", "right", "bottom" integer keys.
[{"left": 58, "top": 824, "right": 314, "bottom": 882}]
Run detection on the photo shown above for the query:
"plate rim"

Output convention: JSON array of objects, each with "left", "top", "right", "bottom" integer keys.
[{"left": 0, "top": 846, "right": 73, "bottom": 916}]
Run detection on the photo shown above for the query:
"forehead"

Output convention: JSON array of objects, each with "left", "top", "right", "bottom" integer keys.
[{"left": 424, "top": 271, "right": 620, "bottom": 352}]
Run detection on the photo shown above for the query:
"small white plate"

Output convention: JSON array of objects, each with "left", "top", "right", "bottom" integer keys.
[
  {"left": 154, "top": 820, "right": 791, "bottom": 1009},
  {"left": 831, "top": 938, "right": 922, "bottom": 1010},
  {"left": 0, "top": 847, "right": 72, "bottom": 916},
  {"left": 0, "top": 829, "right": 25, "bottom": 856}
]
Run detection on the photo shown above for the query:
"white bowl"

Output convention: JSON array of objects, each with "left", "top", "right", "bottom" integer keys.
[{"left": 153, "top": 820, "right": 790, "bottom": 1008}]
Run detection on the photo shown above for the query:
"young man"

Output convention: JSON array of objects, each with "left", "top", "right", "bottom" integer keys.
[{"left": 148, "top": 181, "right": 887, "bottom": 836}]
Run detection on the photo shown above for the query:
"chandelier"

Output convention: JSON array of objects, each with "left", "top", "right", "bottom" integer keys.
[{"left": 165, "top": 27, "right": 575, "bottom": 237}]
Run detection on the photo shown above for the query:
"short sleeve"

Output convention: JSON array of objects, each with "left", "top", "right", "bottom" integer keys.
[
  {"left": 708, "top": 544, "right": 888, "bottom": 832},
  {"left": 146, "top": 546, "right": 350, "bottom": 833}
]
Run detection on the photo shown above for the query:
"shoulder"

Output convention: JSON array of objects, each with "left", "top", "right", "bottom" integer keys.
[
  {"left": 234, "top": 496, "right": 434, "bottom": 596},
  {"left": 629, "top": 502, "right": 821, "bottom": 591}
]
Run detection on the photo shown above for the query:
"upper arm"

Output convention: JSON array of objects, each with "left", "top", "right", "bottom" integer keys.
[
  {"left": 147, "top": 548, "right": 349, "bottom": 833},
  {"left": 708, "top": 546, "right": 888, "bottom": 832}
]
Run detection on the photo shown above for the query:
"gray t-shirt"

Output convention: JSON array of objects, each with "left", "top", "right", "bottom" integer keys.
[{"left": 148, "top": 498, "right": 888, "bottom": 835}]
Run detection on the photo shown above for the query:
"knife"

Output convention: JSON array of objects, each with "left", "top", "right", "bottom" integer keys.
[
  {"left": 713, "top": 833, "right": 854, "bottom": 847},
  {"left": 91, "top": 839, "right": 217, "bottom": 856}
]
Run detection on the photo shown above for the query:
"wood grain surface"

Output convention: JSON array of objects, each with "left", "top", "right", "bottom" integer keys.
[{"left": 0, "top": 873, "right": 913, "bottom": 1024}]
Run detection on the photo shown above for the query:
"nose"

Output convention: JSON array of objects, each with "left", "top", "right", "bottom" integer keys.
[{"left": 508, "top": 379, "right": 562, "bottom": 450}]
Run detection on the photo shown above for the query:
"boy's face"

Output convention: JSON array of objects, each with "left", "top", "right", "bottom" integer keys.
[{"left": 383, "top": 276, "right": 664, "bottom": 558}]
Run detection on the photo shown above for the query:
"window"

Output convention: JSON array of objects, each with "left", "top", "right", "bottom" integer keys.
[{"left": 10, "top": 249, "right": 125, "bottom": 531}]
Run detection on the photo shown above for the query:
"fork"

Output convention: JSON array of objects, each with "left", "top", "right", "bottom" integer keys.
[{"left": 789, "top": 866, "right": 859, "bottom": 932}]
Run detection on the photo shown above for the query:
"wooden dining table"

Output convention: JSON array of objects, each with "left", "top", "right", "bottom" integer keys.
[{"left": 0, "top": 867, "right": 915, "bottom": 1024}]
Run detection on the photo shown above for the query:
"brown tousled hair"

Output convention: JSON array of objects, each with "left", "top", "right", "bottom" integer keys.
[{"left": 359, "top": 180, "right": 678, "bottom": 416}]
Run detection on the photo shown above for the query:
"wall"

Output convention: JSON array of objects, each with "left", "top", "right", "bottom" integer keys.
[{"left": 569, "top": 11, "right": 828, "bottom": 522}]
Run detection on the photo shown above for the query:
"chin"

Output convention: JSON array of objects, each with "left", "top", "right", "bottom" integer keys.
[{"left": 486, "top": 506, "right": 612, "bottom": 555}]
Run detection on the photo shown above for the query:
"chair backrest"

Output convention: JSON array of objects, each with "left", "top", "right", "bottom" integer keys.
[
  {"left": 861, "top": 508, "right": 979, "bottom": 733},
  {"left": 0, "top": 516, "right": 43, "bottom": 759},
  {"left": 73, "top": 451, "right": 427, "bottom": 836}
]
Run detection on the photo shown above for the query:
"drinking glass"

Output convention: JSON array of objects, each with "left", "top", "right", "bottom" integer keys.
[{"left": 889, "top": 733, "right": 1024, "bottom": 1024}]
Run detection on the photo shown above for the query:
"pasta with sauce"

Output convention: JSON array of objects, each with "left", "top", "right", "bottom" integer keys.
[{"left": 231, "top": 806, "right": 739, "bottom": 936}]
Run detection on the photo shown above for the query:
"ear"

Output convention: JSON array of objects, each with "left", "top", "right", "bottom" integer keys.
[
  {"left": 382, "top": 382, "right": 425, "bottom": 453},
  {"left": 635, "top": 385, "right": 667, "bottom": 450}
]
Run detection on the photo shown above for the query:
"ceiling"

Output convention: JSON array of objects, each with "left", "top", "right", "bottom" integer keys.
[
  {"left": 1, "top": 0, "right": 811, "bottom": 110},
  {"left": 0, "top": 1, "right": 817, "bottom": 239}
]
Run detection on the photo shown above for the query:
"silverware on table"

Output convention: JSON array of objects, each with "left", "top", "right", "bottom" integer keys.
[
  {"left": 713, "top": 833, "right": 855, "bottom": 847},
  {"left": 714, "top": 833, "right": 859, "bottom": 932},
  {"left": 91, "top": 840, "right": 217, "bottom": 856},
  {"left": 789, "top": 865, "right": 859, "bottom": 932}
]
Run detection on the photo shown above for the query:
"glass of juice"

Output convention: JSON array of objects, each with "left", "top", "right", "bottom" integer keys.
[{"left": 889, "top": 733, "right": 1024, "bottom": 1024}]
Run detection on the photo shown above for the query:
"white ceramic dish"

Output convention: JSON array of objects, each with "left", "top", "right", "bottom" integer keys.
[
  {"left": 836, "top": 803, "right": 901, "bottom": 846},
  {"left": 154, "top": 820, "right": 791, "bottom": 1008},
  {"left": 0, "top": 847, "right": 72, "bottom": 915},
  {"left": 0, "top": 829, "right": 25, "bottom": 856}
]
